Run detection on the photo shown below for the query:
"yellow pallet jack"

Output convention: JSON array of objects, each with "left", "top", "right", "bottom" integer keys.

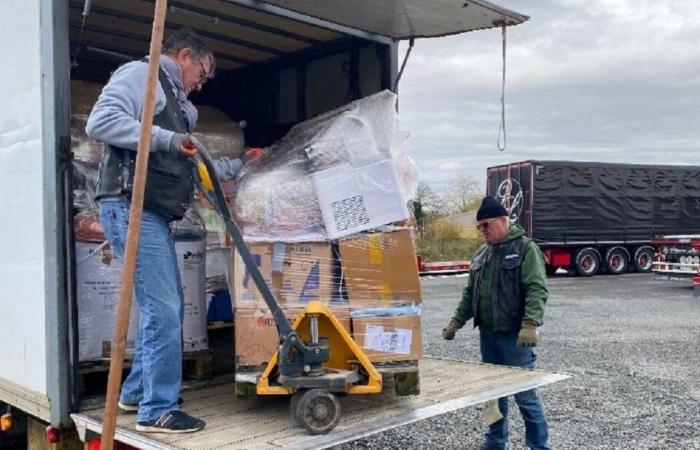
[{"left": 190, "top": 138, "right": 382, "bottom": 434}]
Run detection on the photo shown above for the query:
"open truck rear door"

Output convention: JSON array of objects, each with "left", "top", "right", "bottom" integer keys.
[{"left": 247, "top": 0, "right": 529, "bottom": 40}]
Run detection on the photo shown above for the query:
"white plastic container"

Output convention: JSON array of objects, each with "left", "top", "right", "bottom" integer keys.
[
  {"left": 173, "top": 209, "right": 209, "bottom": 352},
  {"left": 75, "top": 240, "right": 139, "bottom": 362}
]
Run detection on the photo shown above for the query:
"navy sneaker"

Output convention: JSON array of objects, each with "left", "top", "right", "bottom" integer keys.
[
  {"left": 136, "top": 410, "right": 205, "bottom": 434},
  {"left": 118, "top": 397, "right": 184, "bottom": 413}
]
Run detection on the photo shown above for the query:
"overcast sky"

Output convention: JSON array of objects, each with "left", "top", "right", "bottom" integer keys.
[{"left": 397, "top": 0, "right": 700, "bottom": 191}]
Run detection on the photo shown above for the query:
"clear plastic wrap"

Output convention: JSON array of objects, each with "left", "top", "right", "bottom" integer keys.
[
  {"left": 228, "top": 92, "right": 424, "bottom": 367},
  {"left": 231, "top": 90, "right": 418, "bottom": 242},
  {"left": 71, "top": 80, "right": 105, "bottom": 163},
  {"left": 72, "top": 161, "right": 104, "bottom": 242}
]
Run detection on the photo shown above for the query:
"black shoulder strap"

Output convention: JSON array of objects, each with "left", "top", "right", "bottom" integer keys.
[{"left": 156, "top": 68, "right": 189, "bottom": 132}]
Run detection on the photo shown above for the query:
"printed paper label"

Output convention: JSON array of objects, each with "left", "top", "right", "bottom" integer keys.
[{"left": 363, "top": 324, "right": 412, "bottom": 355}]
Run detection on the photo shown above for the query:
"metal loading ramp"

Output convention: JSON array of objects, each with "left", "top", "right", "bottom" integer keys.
[{"left": 71, "top": 357, "right": 569, "bottom": 450}]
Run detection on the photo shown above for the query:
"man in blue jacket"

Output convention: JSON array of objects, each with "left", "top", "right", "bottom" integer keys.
[{"left": 86, "top": 28, "right": 242, "bottom": 433}]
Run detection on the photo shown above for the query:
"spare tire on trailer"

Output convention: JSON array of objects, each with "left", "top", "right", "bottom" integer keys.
[
  {"left": 574, "top": 247, "right": 600, "bottom": 277},
  {"left": 604, "top": 247, "right": 629, "bottom": 275},
  {"left": 633, "top": 246, "right": 655, "bottom": 273}
]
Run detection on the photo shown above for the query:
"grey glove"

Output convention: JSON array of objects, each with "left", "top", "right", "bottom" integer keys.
[
  {"left": 516, "top": 320, "right": 539, "bottom": 347},
  {"left": 442, "top": 319, "right": 462, "bottom": 341},
  {"left": 169, "top": 132, "right": 195, "bottom": 155}
]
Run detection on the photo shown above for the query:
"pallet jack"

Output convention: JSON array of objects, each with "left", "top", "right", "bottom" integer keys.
[{"left": 188, "top": 137, "right": 382, "bottom": 434}]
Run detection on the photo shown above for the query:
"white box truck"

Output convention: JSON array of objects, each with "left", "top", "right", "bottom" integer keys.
[{"left": 0, "top": 1, "right": 568, "bottom": 448}]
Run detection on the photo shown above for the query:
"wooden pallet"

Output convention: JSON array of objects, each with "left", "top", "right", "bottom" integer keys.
[
  {"left": 233, "top": 359, "right": 421, "bottom": 398},
  {"left": 182, "top": 350, "right": 214, "bottom": 380},
  {"left": 77, "top": 322, "right": 236, "bottom": 398},
  {"left": 77, "top": 359, "right": 132, "bottom": 397}
]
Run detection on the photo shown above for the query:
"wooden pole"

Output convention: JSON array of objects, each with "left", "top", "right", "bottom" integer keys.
[{"left": 101, "top": 0, "right": 168, "bottom": 448}]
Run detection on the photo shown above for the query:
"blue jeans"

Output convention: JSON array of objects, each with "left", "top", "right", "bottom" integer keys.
[
  {"left": 480, "top": 330, "right": 549, "bottom": 450},
  {"left": 99, "top": 199, "right": 184, "bottom": 422}
]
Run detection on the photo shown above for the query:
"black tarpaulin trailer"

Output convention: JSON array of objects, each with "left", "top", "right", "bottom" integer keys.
[{"left": 486, "top": 160, "right": 700, "bottom": 276}]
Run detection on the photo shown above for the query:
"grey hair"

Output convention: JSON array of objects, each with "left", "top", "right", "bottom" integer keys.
[{"left": 163, "top": 28, "right": 216, "bottom": 73}]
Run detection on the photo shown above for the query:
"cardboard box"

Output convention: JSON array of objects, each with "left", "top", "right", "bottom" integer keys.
[
  {"left": 351, "top": 314, "right": 422, "bottom": 362},
  {"left": 313, "top": 159, "right": 410, "bottom": 239},
  {"left": 234, "top": 306, "right": 350, "bottom": 367},
  {"left": 232, "top": 242, "right": 334, "bottom": 308},
  {"left": 339, "top": 230, "right": 422, "bottom": 307}
]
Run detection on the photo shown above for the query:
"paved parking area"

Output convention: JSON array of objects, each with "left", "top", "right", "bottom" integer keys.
[{"left": 336, "top": 273, "right": 700, "bottom": 449}]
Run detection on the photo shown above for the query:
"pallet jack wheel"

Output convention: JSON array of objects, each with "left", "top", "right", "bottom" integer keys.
[{"left": 294, "top": 388, "right": 341, "bottom": 435}]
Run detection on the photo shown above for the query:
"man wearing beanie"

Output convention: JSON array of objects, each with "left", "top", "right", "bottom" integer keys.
[{"left": 443, "top": 196, "right": 550, "bottom": 450}]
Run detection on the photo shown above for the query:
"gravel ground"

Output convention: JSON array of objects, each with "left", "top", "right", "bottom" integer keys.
[{"left": 334, "top": 273, "right": 700, "bottom": 449}]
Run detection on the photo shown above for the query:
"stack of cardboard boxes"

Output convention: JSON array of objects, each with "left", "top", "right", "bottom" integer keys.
[
  {"left": 232, "top": 229, "right": 422, "bottom": 369},
  {"left": 338, "top": 229, "right": 422, "bottom": 363},
  {"left": 232, "top": 242, "right": 350, "bottom": 367}
]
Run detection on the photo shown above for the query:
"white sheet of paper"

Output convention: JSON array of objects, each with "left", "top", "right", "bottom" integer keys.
[
  {"left": 391, "top": 328, "right": 412, "bottom": 355},
  {"left": 363, "top": 324, "right": 412, "bottom": 354},
  {"left": 313, "top": 159, "right": 409, "bottom": 239},
  {"left": 363, "top": 324, "right": 385, "bottom": 351}
]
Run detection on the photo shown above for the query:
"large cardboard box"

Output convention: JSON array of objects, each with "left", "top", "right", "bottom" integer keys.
[
  {"left": 234, "top": 306, "right": 350, "bottom": 367},
  {"left": 232, "top": 242, "right": 334, "bottom": 308},
  {"left": 339, "top": 230, "right": 422, "bottom": 307},
  {"left": 351, "top": 314, "right": 422, "bottom": 362},
  {"left": 313, "top": 159, "right": 410, "bottom": 239}
]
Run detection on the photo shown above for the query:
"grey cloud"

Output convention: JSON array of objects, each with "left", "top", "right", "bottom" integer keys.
[{"left": 397, "top": 0, "right": 700, "bottom": 189}]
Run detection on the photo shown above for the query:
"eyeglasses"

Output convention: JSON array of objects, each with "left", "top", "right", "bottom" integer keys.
[
  {"left": 197, "top": 59, "right": 212, "bottom": 85},
  {"left": 476, "top": 218, "right": 500, "bottom": 231}
]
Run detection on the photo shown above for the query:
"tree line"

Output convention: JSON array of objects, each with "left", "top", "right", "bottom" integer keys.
[{"left": 412, "top": 174, "right": 485, "bottom": 262}]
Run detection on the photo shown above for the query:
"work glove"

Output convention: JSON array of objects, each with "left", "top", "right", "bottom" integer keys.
[
  {"left": 483, "top": 400, "right": 503, "bottom": 426},
  {"left": 169, "top": 133, "right": 197, "bottom": 157},
  {"left": 243, "top": 147, "right": 265, "bottom": 164},
  {"left": 442, "top": 319, "right": 462, "bottom": 341},
  {"left": 516, "top": 320, "right": 539, "bottom": 347}
]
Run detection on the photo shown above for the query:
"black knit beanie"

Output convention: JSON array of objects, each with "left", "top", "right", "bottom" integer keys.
[{"left": 476, "top": 196, "right": 508, "bottom": 221}]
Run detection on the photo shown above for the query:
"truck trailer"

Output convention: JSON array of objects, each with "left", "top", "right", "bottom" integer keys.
[
  {"left": 486, "top": 160, "right": 700, "bottom": 276},
  {"left": 0, "top": 1, "right": 572, "bottom": 449},
  {"left": 651, "top": 235, "right": 700, "bottom": 293}
]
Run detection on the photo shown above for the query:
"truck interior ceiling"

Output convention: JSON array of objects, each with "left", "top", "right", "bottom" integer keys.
[{"left": 69, "top": 0, "right": 393, "bottom": 148}]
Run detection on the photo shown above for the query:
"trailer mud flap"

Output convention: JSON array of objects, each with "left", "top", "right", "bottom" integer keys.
[{"left": 70, "top": 357, "right": 568, "bottom": 450}]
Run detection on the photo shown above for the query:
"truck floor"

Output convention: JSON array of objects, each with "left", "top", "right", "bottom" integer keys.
[{"left": 71, "top": 357, "right": 567, "bottom": 449}]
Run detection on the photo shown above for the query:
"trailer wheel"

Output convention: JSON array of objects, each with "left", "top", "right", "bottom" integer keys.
[
  {"left": 605, "top": 247, "right": 629, "bottom": 275},
  {"left": 295, "top": 388, "right": 341, "bottom": 435},
  {"left": 633, "top": 246, "right": 655, "bottom": 273},
  {"left": 575, "top": 248, "right": 600, "bottom": 276}
]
